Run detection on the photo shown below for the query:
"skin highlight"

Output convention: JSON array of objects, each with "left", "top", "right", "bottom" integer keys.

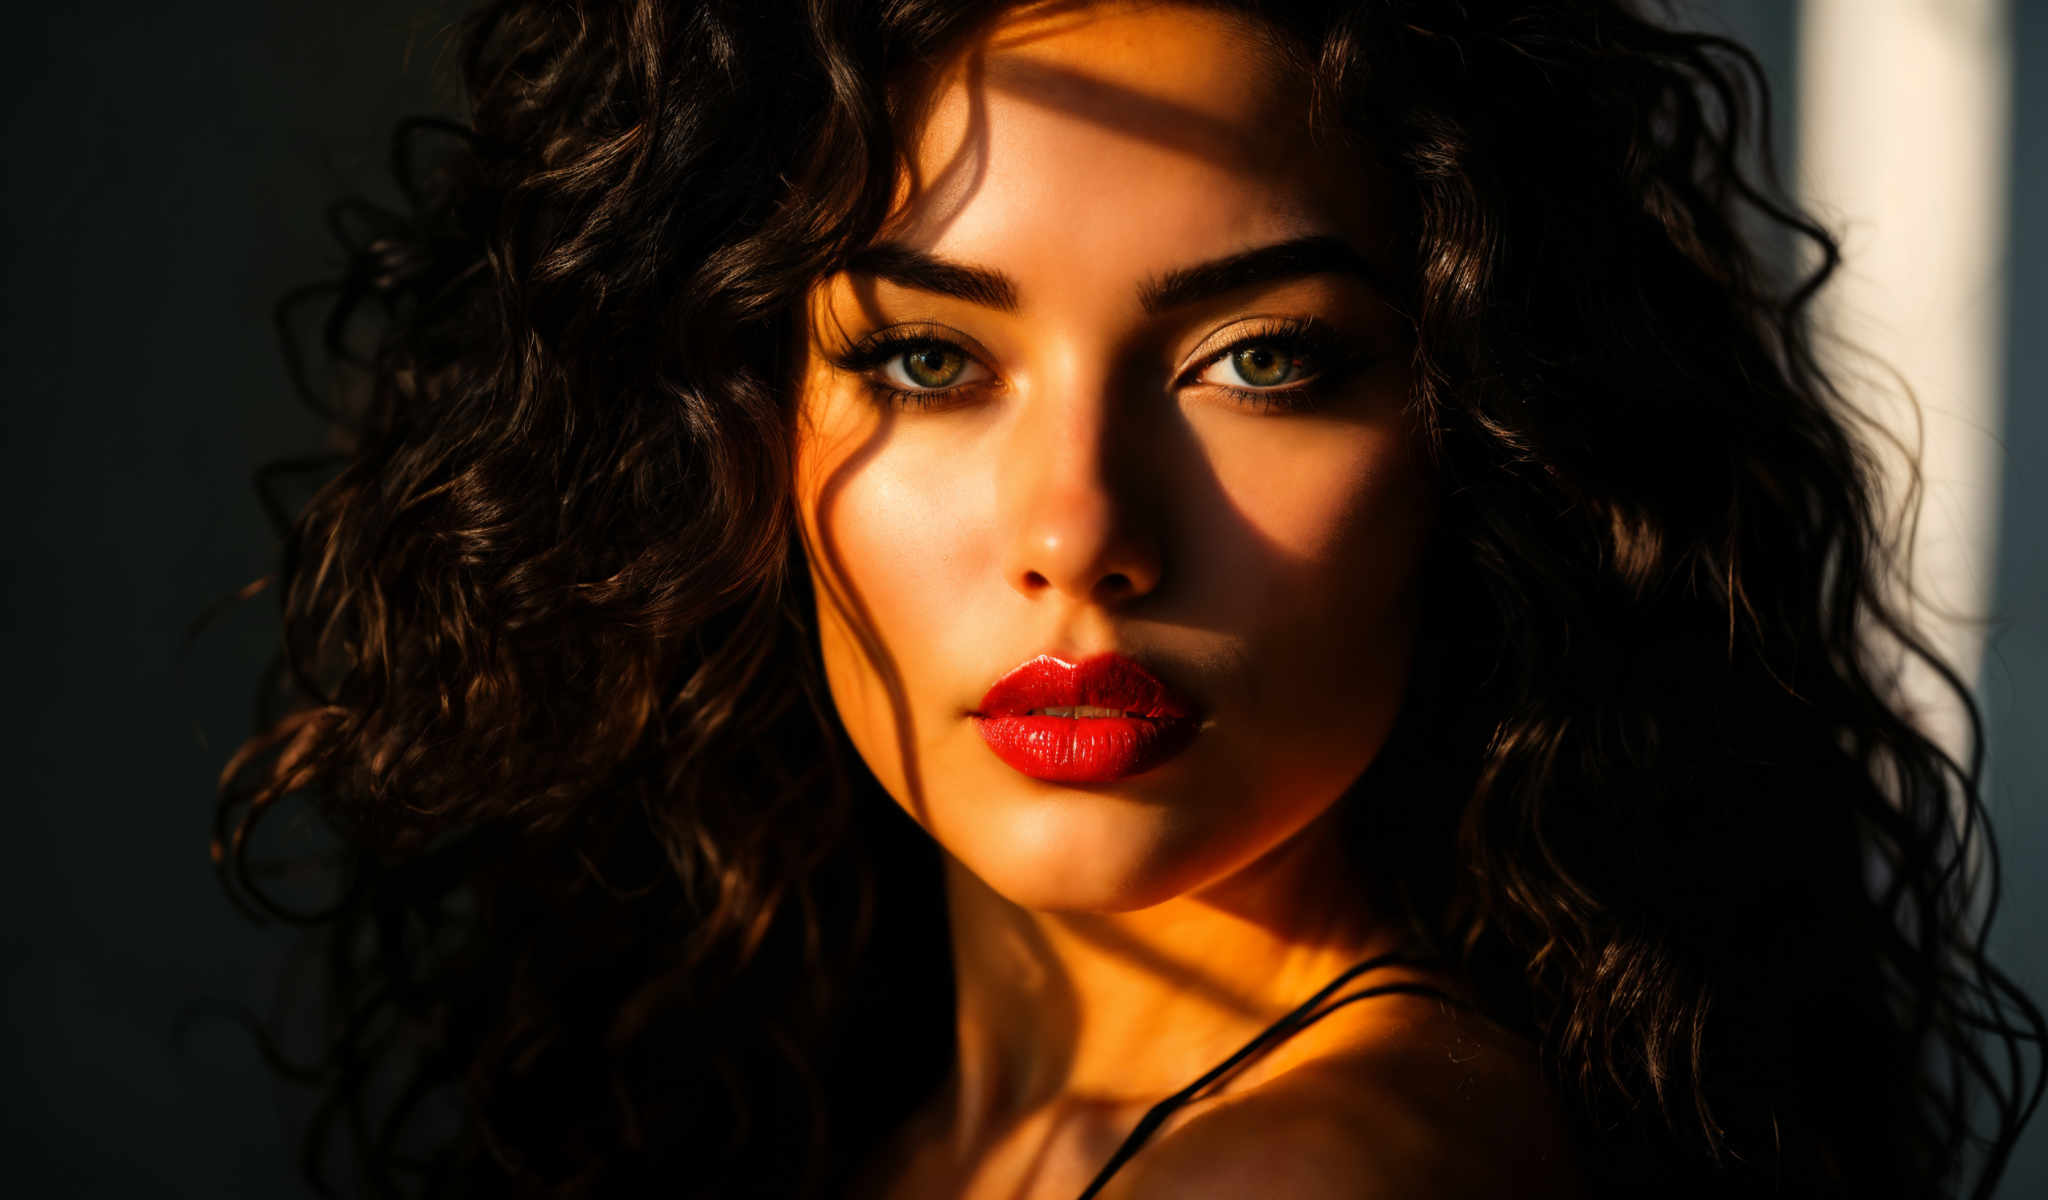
[{"left": 792, "top": 5, "right": 1566, "bottom": 1195}]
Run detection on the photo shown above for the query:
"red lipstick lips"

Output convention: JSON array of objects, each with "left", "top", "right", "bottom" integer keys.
[{"left": 972, "top": 654, "right": 1200, "bottom": 784}]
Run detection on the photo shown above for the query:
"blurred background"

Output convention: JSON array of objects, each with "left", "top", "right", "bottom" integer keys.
[{"left": 1, "top": 1, "right": 2041, "bottom": 1194}]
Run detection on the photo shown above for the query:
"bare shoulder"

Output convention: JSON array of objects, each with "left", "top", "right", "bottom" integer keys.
[{"left": 1097, "top": 996, "right": 1584, "bottom": 1200}]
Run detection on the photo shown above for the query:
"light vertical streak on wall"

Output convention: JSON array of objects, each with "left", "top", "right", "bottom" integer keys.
[{"left": 1796, "top": 0, "right": 2014, "bottom": 762}]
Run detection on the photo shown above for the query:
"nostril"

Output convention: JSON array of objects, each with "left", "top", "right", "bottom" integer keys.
[
  {"left": 1098, "top": 572, "right": 1132, "bottom": 599},
  {"left": 1022, "top": 570, "right": 1050, "bottom": 590}
]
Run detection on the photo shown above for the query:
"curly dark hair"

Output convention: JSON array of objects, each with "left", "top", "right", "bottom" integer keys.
[{"left": 217, "top": 0, "right": 2044, "bottom": 1195}]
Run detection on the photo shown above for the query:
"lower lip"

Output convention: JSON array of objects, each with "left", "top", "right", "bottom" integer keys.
[{"left": 972, "top": 714, "right": 1198, "bottom": 784}]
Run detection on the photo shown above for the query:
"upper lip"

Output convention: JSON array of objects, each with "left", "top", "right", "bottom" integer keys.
[{"left": 975, "top": 654, "right": 1198, "bottom": 719}]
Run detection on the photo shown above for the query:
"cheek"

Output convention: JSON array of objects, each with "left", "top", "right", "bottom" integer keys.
[
  {"left": 795, "top": 400, "right": 991, "bottom": 789},
  {"left": 1199, "top": 414, "right": 1430, "bottom": 624},
  {"left": 1191, "top": 410, "right": 1431, "bottom": 780}
]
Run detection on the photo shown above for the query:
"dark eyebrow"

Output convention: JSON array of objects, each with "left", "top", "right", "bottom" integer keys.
[
  {"left": 840, "top": 234, "right": 1387, "bottom": 316},
  {"left": 842, "top": 244, "right": 1021, "bottom": 312},
  {"left": 1138, "top": 235, "right": 1388, "bottom": 314}
]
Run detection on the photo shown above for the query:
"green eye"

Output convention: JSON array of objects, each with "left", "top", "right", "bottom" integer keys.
[
  {"left": 892, "top": 344, "right": 969, "bottom": 389},
  {"left": 1227, "top": 344, "right": 1301, "bottom": 388},
  {"left": 1183, "top": 319, "right": 1368, "bottom": 412},
  {"left": 832, "top": 327, "right": 994, "bottom": 409}
]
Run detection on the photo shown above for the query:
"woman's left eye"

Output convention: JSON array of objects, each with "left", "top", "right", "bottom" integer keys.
[{"left": 1197, "top": 341, "right": 1315, "bottom": 390}]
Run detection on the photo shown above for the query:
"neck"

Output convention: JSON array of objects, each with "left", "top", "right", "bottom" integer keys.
[{"left": 940, "top": 808, "right": 1401, "bottom": 1145}]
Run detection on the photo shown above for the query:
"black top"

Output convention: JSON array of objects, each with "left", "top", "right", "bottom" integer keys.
[{"left": 1074, "top": 950, "right": 1456, "bottom": 1200}]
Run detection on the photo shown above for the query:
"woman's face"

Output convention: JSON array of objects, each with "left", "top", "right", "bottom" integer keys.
[{"left": 794, "top": 1, "right": 1429, "bottom": 913}]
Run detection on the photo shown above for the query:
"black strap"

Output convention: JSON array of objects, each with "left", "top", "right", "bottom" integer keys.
[{"left": 1073, "top": 950, "right": 1453, "bottom": 1200}]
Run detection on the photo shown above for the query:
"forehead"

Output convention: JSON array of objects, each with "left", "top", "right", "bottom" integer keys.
[{"left": 881, "top": 2, "right": 1377, "bottom": 282}]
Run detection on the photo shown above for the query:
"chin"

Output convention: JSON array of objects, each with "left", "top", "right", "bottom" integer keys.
[{"left": 930, "top": 784, "right": 1241, "bottom": 914}]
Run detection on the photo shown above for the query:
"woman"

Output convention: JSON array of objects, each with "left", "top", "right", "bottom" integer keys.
[{"left": 218, "top": 0, "right": 2043, "bottom": 1196}]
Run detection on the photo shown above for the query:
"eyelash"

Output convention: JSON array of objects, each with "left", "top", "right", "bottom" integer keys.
[{"left": 830, "top": 317, "right": 1372, "bottom": 413}]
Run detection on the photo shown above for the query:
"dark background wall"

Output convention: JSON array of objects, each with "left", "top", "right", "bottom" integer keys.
[
  {"left": 1, "top": 3, "right": 2040, "bottom": 1196},
  {"left": 1988, "top": 1, "right": 2048, "bottom": 1193},
  {"left": 1, "top": 4, "right": 457, "bottom": 1192}
]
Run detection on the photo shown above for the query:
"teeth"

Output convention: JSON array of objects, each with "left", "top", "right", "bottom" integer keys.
[{"left": 1026, "top": 706, "right": 1133, "bottom": 718}]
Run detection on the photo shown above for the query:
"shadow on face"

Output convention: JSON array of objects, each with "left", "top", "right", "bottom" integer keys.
[{"left": 794, "top": 0, "right": 1430, "bottom": 928}]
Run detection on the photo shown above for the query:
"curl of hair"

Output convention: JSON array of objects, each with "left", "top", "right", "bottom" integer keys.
[{"left": 218, "top": 1, "right": 2042, "bottom": 1196}]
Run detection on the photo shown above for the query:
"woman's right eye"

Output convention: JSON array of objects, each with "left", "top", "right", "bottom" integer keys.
[
  {"left": 879, "top": 343, "right": 986, "bottom": 392},
  {"left": 832, "top": 331, "right": 996, "bottom": 409}
]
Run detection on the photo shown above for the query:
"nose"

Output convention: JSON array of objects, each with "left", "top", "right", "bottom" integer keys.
[{"left": 998, "top": 373, "right": 1164, "bottom": 607}]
